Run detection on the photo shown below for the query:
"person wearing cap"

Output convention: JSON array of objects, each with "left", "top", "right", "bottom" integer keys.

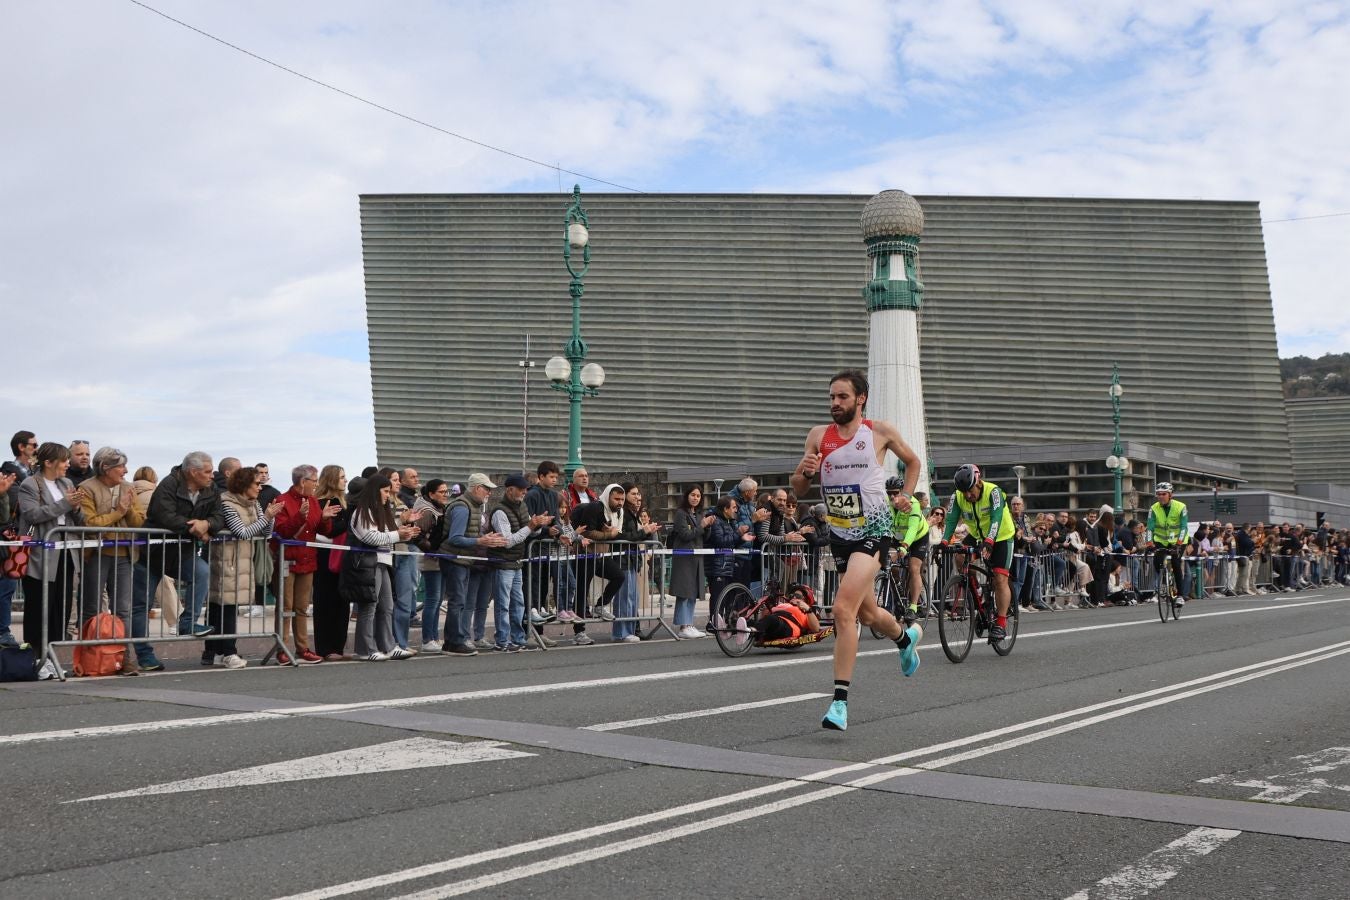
[
  {"left": 1147, "top": 482, "right": 1188, "bottom": 605},
  {"left": 487, "top": 474, "right": 554, "bottom": 651},
  {"left": 439, "top": 473, "right": 507, "bottom": 654}
]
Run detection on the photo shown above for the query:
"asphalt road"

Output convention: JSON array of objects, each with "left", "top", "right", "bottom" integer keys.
[{"left": 4, "top": 588, "right": 1350, "bottom": 899}]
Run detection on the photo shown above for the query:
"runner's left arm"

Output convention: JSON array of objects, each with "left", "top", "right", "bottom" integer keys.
[{"left": 874, "top": 421, "right": 921, "bottom": 506}]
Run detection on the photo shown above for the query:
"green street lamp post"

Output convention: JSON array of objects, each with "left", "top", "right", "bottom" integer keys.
[
  {"left": 1104, "top": 364, "right": 1127, "bottom": 516},
  {"left": 545, "top": 185, "right": 605, "bottom": 477}
]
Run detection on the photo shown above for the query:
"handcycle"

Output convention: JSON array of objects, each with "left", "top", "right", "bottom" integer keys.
[
  {"left": 934, "top": 544, "right": 1018, "bottom": 662},
  {"left": 710, "top": 581, "right": 839, "bottom": 658}
]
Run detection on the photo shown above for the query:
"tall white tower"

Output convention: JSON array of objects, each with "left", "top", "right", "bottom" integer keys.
[{"left": 860, "top": 189, "right": 928, "bottom": 491}]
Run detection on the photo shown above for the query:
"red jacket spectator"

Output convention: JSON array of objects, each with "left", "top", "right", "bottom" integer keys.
[{"left": 273, "top": 483, "right": 327, "bottom": 573}]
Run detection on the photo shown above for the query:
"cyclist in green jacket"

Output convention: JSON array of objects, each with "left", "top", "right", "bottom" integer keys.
[
  {"left": 888, "top": 477, "right": 929, "bottom": 620},
  {"left": 939, "top": 464, "right": 1016, "bottom": 640},
  {"left": 1147, "top": 482, "right": 1189, "bottom": 605}
]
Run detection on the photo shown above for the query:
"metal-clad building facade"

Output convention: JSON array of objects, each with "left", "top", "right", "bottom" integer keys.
[
  {"left": 1287, "top": 396, "right": 1350, "bottom": 486},
  {"left": 360, "top": 193, "right": 1294, "bottom": 490}
]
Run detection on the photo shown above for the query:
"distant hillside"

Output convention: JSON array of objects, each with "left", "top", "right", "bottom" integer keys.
[{"left": 1281, "top": 352, "right": 1350, "bottom": 398}]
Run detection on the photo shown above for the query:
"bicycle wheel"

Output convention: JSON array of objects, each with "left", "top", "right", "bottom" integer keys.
[
  {"left": 992, "top": 582, "right": 1019, "bottom": 657},
  {"left": 937, "top": 573, "right": 975, "bottom": 663},
  {"left": 1157, "top": 567, "right": 1171, "bottom": 623},
  {"left": 712, "top": 583, "right": 757, "bottom": 657},
  {"left": 870, "top": 572, "right": 895, "bottom": 639}
]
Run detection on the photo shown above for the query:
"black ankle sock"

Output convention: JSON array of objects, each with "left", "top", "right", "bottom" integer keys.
[
  {"left": 895, "top": 630, "right": 911, "bottom": 650},
  {"left": 833, "top": 680, "right": 850, "bottom": 702}
]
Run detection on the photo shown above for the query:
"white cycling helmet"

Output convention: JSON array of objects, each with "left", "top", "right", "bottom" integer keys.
[{"left": 1155, "top": 482, "right": 1174, "bottom": 494}]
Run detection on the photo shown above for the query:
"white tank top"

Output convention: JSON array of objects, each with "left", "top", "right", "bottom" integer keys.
[{"left": 819, "top": 420, "right": 890, "bottom": 540}]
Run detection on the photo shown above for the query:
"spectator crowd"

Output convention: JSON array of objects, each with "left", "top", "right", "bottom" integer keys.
[{"left": 2, "top": 429, "right": 1348, "bottom": 682}]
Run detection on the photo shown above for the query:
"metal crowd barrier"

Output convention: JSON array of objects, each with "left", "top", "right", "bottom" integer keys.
[
  {"left": 38, "top": 526, "right": 289, "bottom": 681},
  {"left": 522, "top": 539, "right": 678, "bottom": 647}
]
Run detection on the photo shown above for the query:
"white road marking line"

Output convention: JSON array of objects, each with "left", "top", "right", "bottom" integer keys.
[
  {"left": 583, "top": 693, "right": 830, "bottom": 731},
  {"left": 0, "top": 711, "right": 283, "bottom": 746},
  {"left": 275, "top": 761, "right": 880, "bottom": 900},
  {"left": 894, "top": 645, "right": 1350, "bottom": 770},
  {"left": 401, "top": 769, "right": 918, "bottom": 900},
  {"left": 1199, "top": 746, "right": 1350, "bottom": 804},
  {"left": 872, "top": 640, "right": 1350, "bottom": 766},
  {"left": 1063, "top": 827, "right": 1241, "bottom": 900},
  {"left": 280, "top": 638, "right": 1350, "bottom": 899},
  {"left": 11, "top": 593, "right": 1349, "bottom": 747},
  {"left": 67, "top": 737, "right": 533, "bottom": 803}
]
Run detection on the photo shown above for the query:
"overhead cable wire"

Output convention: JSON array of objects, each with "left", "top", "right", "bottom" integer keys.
[
  {"left": 124, "top": 0, "right": 645, "bottom": 194},
  {"left": 126, "top": 2, "right": 1350, "bottom": 229}
]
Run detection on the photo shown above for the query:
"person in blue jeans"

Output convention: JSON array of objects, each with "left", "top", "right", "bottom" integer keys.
[
  {"left": 486, "top": 474, "right": 554, "bottom": 649},
  {"left": 143, "top": 453, "right": 222, "bottom": 660},
  {"left": 439, "top": 474, "right": 507, "bottom": 653}
]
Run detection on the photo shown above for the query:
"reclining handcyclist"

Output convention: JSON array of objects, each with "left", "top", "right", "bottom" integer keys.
[{"left": 757, "top": 584, "right": 821, "bottom": 641}]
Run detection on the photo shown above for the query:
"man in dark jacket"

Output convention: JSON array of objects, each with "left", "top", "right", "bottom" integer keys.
[
  {"left": 1234, "top": 524, "right": 1257, "bottom": 594},
  {"left": 144, "top": 451, "right": 223, "bottom": 639},
  {"left": 524, "top": 461, "right": 563, "bottom": 628}
]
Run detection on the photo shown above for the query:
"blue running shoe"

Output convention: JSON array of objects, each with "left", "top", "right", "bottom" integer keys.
[
  {"left": 899, "top": 624, "right": 922, "bottom": 677},
  {"left": 821, "top": 700, "right": 848, "bottom": 731}
]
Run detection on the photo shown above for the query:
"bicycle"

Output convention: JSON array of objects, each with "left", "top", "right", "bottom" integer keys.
[
  {"left": 935, "top": 545, "right": 1018, "bottom": 662},
  {"left": 1156, "top": 549, "right": 1181, "bottom": 623},
  {"left": 871, "top": 558, "right": 931, "bottom": 639}
]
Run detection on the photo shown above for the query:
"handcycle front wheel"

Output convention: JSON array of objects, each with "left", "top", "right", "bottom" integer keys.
[
  {"left": 937, "top": 573, "right": 976, "bottom": 663},
  {"left": 712, "top": 583, "right": 758, "bottom": 657}
]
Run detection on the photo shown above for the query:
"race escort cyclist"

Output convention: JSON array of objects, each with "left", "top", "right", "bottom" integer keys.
[
  {"left": 888, "top": 477, "right": 929, "bottom": 620},
  {"left": 938, "top": 464, "right": 1016, "bottom": 641},
  {"left": 1147, "top": 482, "right": 1189, "bottom": 605}
]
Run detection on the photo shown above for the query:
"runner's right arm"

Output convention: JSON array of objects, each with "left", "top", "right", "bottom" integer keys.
[{"left": 790, "top": 426, "right": 824, "bottom": 499}]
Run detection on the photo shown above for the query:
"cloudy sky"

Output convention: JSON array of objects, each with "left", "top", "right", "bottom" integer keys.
[{"left": 5, "top": 0, "right": 1347, "bottom": 479}]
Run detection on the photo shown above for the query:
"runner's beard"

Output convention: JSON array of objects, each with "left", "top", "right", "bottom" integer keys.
[{"left": 830, "top": 402, "right": 859, "bottom": 425}]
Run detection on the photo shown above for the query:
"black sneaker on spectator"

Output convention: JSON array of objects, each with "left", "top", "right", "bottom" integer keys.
[{"left": 444, "top": 643, "right": 479, "bottom": 656}]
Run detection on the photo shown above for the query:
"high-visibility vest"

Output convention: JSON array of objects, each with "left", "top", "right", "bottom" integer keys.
[
  {"left": 953, "top": 481, "right": 1015, "bottom": 542},
  {"left": 1149, "top": 500, "right": 1189, "bottom": 546}
]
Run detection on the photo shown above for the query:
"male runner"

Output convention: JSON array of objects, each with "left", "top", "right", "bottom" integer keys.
[
  {"left": 1147, "top": 482, "right": 1189, "bottom": 605},
  {"left": 938, "top": 464, "right": 1015, "bottom": 640},
  {"left": 791, "top": 369, "right": 923, "bottom": 732}
]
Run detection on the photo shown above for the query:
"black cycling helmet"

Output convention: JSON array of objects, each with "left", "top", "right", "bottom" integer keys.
[
  {"left": 885, "top": 476, "right": 904, "bottom": 493},
  {"left": 953, "top": 464, "right": 981, "bottom": 492}
]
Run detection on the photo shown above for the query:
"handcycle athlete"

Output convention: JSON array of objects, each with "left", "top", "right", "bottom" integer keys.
[
  {"left": 888, "top": 478, "right": 930, "bottom": 620},
  {"left": 937, "top": 464, "right": 1016, "bottom": 641},
  {"left": 1147, "top": 481, "right": 1189, "bottom": 606}
]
